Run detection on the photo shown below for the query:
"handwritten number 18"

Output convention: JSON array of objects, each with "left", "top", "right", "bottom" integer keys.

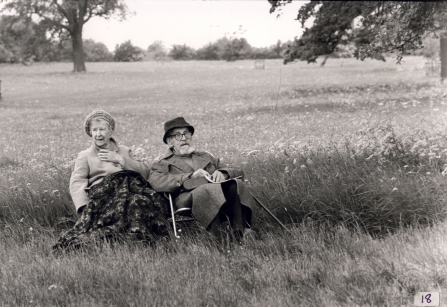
[{"left": 422, "top": 294, "right": 432, "bottom": 304}]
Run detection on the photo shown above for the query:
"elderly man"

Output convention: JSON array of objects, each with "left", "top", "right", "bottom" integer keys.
[{"left": 149, "top": 117, "right": 256, "bottom": 241}]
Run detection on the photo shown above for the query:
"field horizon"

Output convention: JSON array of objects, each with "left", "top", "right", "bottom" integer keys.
[{"left": 1, "top": 57, "right": 447, "bottom": 306}]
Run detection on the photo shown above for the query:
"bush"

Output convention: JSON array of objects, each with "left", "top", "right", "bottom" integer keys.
[
  {"left": 84, "top": 39, "right": 113, "bottom": 62},
  {"left": 168, "top": 44, "right": 195, "bottom": 60},
  {"left": 114, "top": 40, "right": 145, "bottom": 62},
  {"left": 0, "top": 44, "right": 14, "bottom": 63},
  {"left": 195, "top": 44, "right": 220, "bottom": 60},
  {"left": 222, "top": 38, "right": 251, "bottom": 61},
  {"left": 146, "top": 40, "right": 168, "bottom": 61}
]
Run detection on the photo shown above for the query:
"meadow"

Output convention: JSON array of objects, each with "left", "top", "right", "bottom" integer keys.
[{"left": 0, "top": 57, "right": 447, "bottom": 306}]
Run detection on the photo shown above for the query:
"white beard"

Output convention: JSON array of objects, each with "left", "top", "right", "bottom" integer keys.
[{"left": 178, "top": 145, "right": 195, "bottom": 155}]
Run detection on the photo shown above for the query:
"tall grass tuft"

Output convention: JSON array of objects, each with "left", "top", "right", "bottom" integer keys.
[
  {"left": 0, "top": 165, "right": 76, "bottom": 243},
  {"left": 246, "top": 138, "right": 447, "bottom": 235}
]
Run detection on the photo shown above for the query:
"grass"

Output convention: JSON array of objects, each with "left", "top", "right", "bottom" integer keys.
[{"left": 1, "top": 57, "right": 447, "bottom": 306}]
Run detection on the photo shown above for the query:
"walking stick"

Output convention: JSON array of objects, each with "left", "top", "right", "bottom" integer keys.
[{"left": 251, "top": 195, "right": 293, "bottom": 235}]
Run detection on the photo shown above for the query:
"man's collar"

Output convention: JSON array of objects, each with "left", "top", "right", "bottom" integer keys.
[
  {"left": 161, "top": 148, "right": 198, "bottom": 160},
  {"left": 161, "top": 149, "right": 175, "bottom": 160}
]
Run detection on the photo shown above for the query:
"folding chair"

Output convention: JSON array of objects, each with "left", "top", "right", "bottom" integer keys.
[{"left": 167, "top": 193, "right": 195, "bottom": 238}]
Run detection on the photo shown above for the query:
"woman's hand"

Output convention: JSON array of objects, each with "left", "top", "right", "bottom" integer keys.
[
  {"left": 191, "top": 169, "right": 211, "bottom": 180},
  {"left": 98, "top": 150, "right": 124, "bottom": 167},
  {"left": 210, "top": 170, "right": 227, "bottom": 183}
]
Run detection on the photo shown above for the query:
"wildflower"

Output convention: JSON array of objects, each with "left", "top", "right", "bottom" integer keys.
[
  {"left": 426, "top": 172, "right": 431, "bottom": 175},
  {"left": 365, "top": 154, "right": 375, "bottom": 160},
  {"left": 20, "top": 218, "right": 24, "bottom": 223},
  {"left": 48, "top": 285, "right": 57, "bottom": 290},
  {"left": 52, "top": 190, "right": 59, "bottom": 194},
  {"left": 442, "top": 167, "right": 447, "bottom": 177},
  {"left": 390, "top": 177, "right": 396, "bottom": 181},
  {"left": 392, "top": 187, "right": 398, "bottom": 192},
  {"left": 300, "top": 164, "right": 306, "bottom": 170},
  {"left": 285, "top": 166, "right": 290, "bottom": 174},
  {"left": 29, "top": 227, "right": 33, "bottom": 232},
  {"left": 293, "top": 158, "right": 297, "bottom": 164}
]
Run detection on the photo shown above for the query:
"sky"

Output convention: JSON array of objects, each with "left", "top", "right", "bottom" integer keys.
[{"left": 82, "top": 0, "right": 306, "bottom": 52}]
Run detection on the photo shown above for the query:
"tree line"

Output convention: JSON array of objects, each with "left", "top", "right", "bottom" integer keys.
[
  {"left": 2, "top": 1, "right": 446, "bottom": 75},
  {"left": 0, "top": 16, "right": 291, "bottom": 64}
]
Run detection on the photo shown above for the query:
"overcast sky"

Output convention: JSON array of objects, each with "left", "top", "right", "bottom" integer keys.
[{"left": 83, "top": 0, "right": 306, "bottom": 51}]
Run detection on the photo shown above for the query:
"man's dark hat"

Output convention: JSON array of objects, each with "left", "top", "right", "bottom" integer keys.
[{"left": 163, "top": 117, "right": 195, "bottom": 144}]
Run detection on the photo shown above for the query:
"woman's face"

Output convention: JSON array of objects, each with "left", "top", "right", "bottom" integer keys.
[{"left": 90, "top": 119, "right": 113, "bottom": 147}]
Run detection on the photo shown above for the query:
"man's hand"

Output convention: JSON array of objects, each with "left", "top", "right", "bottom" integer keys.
[
  {"left": 210, "top": 170, "right": 227, "bottom": 183},
  {"left": 191, "top": 169, "right": 211, "bottom": 179},
  {"left": 98, "top": 150, "right": 124, "bottom": 166}
]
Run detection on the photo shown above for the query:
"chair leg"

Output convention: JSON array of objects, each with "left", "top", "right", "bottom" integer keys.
[{"left": 168, "top": 194, "right": 180, "bottom": 239}]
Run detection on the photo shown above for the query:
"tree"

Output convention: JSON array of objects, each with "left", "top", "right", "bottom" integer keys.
[
  {"left": 2, "top": 0, "right": 129, "bottom": 72},
  {"left": 0, "top": 15, "right": 54, "bottom": 63},
  {"left": 0, "top": 15, "right": 35, "bottom": 63},
  {"left": 146, "top": 40, "right": 167, "bottom": 61},
  {"left": 0, "top": 45, "right": 14, "bottom": 63},
  {"left": 83, "top": 39, "right": 113, "bottom": 62},
  {"left": 195, "top": 43, "right": 221, "bottom": 60},
  {"left": 113, "top": 40, "right": 144, "bottom": 62},
  {"left": 271, "top": 40, "right": 284, "bottom": 58},
  {"left": 250, "top": 47, "right": 275, "bottom": 59},
  {"left": 222, "top": 38, "right": 251, "bottom": 61},
  {"left": 270, "top": 1, "right": 447, "bottom": 67},
  {"left": 168, "top": 44, "right": 195, "bottom": 60}
]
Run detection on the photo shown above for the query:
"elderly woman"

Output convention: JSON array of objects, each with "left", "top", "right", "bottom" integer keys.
[
  {"left": 149, "top": 117, "right": 256, "bottom": 242},
  {"left": 53, "top": 110, "right": 168, "bottom": 250}
]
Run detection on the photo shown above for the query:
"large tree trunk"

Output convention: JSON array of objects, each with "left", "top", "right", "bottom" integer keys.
[
  {"left": 441, "top": 36, "right": 447, "bottom": 83},
  {"left": 71, "top": 28, "right": 86, "bottom": 72}
]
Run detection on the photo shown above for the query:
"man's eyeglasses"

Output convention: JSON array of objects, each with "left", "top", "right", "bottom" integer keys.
[{"left": 169, "top": 132, "right": 192, "bottom": 141}]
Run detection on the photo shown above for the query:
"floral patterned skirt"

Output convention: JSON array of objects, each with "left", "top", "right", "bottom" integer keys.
[{"left": 53, "top": 170, "right": 169, "bottom": 250}]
